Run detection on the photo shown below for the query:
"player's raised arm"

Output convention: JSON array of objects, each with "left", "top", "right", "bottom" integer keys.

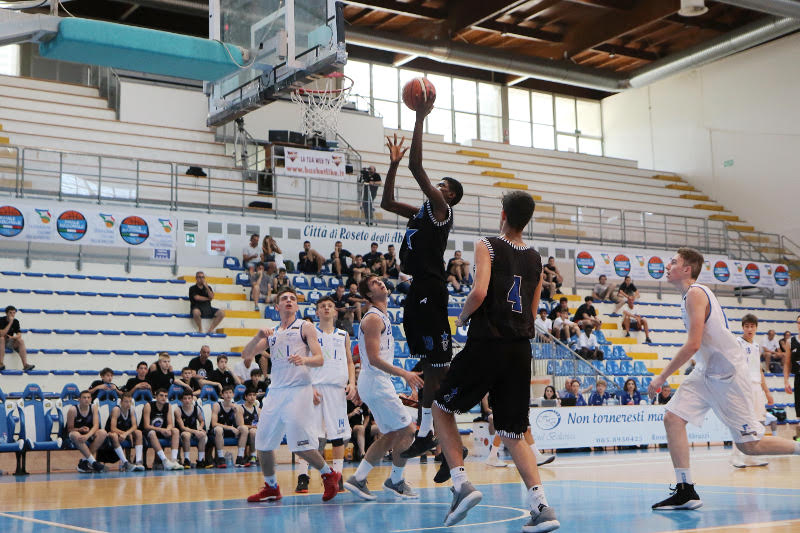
[
  {"left": 381, "top": 134, "right": 417, "bottom": 218},
  {"left": 455, "top": 240, "right": 491, "bottom": 327},
  {"left": 408, "top": 103, "right": 449, "bottom": 221},
  {"left": 242, "top": 327, "right": 272, "bottom": 360}
]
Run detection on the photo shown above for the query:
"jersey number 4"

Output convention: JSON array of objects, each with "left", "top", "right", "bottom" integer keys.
[{"left": 506, "top": 275, "right": 522, "bottom": 313}]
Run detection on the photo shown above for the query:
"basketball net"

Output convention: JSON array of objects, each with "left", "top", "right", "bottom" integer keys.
[{"left": 291, "top": 72, "right": 353, "bottom": 140}]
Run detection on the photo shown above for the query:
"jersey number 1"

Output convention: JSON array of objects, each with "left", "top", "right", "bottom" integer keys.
[{"left": 507, "top": 275, "right": 522, "bottom": 313}]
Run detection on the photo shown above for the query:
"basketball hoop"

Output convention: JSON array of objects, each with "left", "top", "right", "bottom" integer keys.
[{"left": 291, "top": 72, "right": 353, "bottom": 141}]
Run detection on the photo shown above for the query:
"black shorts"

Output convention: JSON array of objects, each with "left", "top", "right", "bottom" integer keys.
[
  {"left": 435, "top": 338, "right": 531, "bottom": 438},
  {"left": 194, "top": 305, "right": 220, "bottom": 319},
  {"left": 403, "top": 277, "right": 452, "bottom": 367},
  {"left": 209, "top": 428, "right": 238, "bottom": 439}
]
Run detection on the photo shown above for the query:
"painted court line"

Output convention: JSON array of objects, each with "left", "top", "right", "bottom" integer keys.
[{"left": 0, "top": 511, "right": 109, "bottom": 533}]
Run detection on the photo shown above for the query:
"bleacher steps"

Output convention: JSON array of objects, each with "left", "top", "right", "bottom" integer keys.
[
  {"left": 456, "top": 149, "right": 490, "bottom": 158},
  {"left": 679, "top": 193, "right": 710, "bottom": 201},
  {"left": 727, "top": 224, "right": 755, "bottom": 232},
  {"left": 468, "top": 160, "right": 502, "bottom": 168},
  {"left": 216, "top": 328, "right": 260, "bottom": 336},
  {"left": 482, "top": 170, "right": 516, "bottom": 179},
  {"left": 755, "top": 246, "right": 786, "bottom": 254},
  {"left": 0, "top": 74, "right": 101, "bottom": 97},
  {"left": 605, "top": 337, "right": 637, "bottom": 344},
  {"left": 178, "top": 275, "right": 233, "bottom": 284},
  {"left": 0, "top": 135, "right": 8, "bottom": 144},
  {"left": 652, "top": 174, "right": 683, "bottom": 182},
  {"left": 665, "top": 183, "right": 696, "bottom": 191},
  {"left": 648, "top": 367, "right": 680, "bottom": 376},
  {"left": 213, "top": 293, "right": 247, "bottom": 301},
  {"left": 599, "top": 323, "right": 617, "bottom": 329},
  {"left": 739, "top": 235, "right": 771, "bottom": 243},
  {"left": 563, "top": 294, "right": 582, "bottom": 302},
  {"left": 493, "top": 181, "right": 527, "bottom": 190},
  {"left": 628, "top": 352, "right": 658, "bottom": 360},
  {"left": 225, "top": 310, "right": 261, "bottom": 318},
  {"left": 552, "top": 227, "right": 587, "bottom": 237},
  {"left": 0, "top": 84, "right": 107, "bottom": 109},
  {"left": 709, "top": 214, "right": 740, "bottom": 222},
  {"left": 693, "top": 203, "right": 725, "bottom": 211}
]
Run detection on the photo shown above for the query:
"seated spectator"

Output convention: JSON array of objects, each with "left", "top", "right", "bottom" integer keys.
[
  {"left": 363, "top": 242, "right": 387, "bottom": 277},
  {"left": 346, "top": 282, "right": 369, "bottom": 322},
  {"left": 619, "top": 378, "right": 642, "bottom": 405},
  {"left": 553, "top": 309, "right": 579, "bottom": 342},
  {"left": 174, "top": 390, "right": 208, "bottom": 468},
  {"left": 447, "top": 270, "right": 463, "bottom": 293},
  {"left": 210, "top": 386, "right": 249, "bottom": 468},
  {"left": 106, "top": 392, "right": 145, "bottom": 471},
  {"left": 612, "top": 276, "right": 639, "bottom": 313},
  {"left": 332, "top": 284, "right": 355, "bottom": 333},
  {"left": 241, "top": 388, "right": 260, "bottom": 465},
  {"left": 260, "top": 235, "right": 282, "bottom": 270},
  {"left": 188, "top": 345, "right": 214, "bottom": 379},
  {"left": 250, "top": 262, "right": 275, "bottom": 309},
  {"left": 655, "top": 383, "right": 673, "bottom": 405},
  {"left": 146, "top": 352, "right": 176, "bottom": 392},
  {"left": 189, "top": 271, "right": 226, "bottom": 333},
  {"left": 175, "top": 367, "right": 202, "bottom": 397},
  {"left": 542, "top": 256, "right": 563, "bottom": 295},
  {"left": 576, "top": 325, "right": 603, "bottom": 360},
  {"left": 777, "top": 330, "right": 792, "bottom": 372},
  {"left": 447, "top": 250, "right": 471, "bottom": 284},
  {"left": 124, "top": 361, "right": 152, "bottom": 393},
  {"left": 560, "top": 379, "right": 587, "bottom": 406},
  {"left": 384, "top": 244, "right": 399, "bottom": 278},
  {"left": 233, "top": 353, "right": 259, "bottom": 385},
  {"left": 243, "top": 368, "right": 268, "bottom": 400},
  {"left": 0, "top": 305, "right": 34, "bottom": 371},
  {"left": 242, "top": 233, "right": 260, "bottom": 275},
  {"left": 534, "top": 308, "right": 553, "bottom": 339},
  {"left": 272, "top": 267, "right": 294, "bottom": 296},
  {"left": 209, "top": 354, "right": 238, "bottom": 389},
  {"left": 587, "top": 379, "right": 612, "bottom": 406},
  {"left": 88, "top": 367, "right": 122, "bottom": 401},
  {"left": 547, "top": 296, "right": 570, "bottom": 321},
  {"left": 348, "top": 255, "right": 370, "bottom": 285},
  {"left": 761, "top": 329, "right": 782, "bottom": 372},
  {"left": 573, "top": 296, "right": 602, "bottom": 329},
  {"left": 621, "top": 295, "right": 653, "bottom": 344},
  {"left": 66, "top": 390, "right": 107, "bottom": 473},
  {"left": 592, "top": 275, "right": 615, "bottom": 302},
  {"left": 298, "top": 240, "right": 325, "bottom": 274},
  {"left": 395, "top": 272, "right": 411, "bottom": 294},
  {"left": 142, "top": 388, "right": 182, "bottom": 470},
  {"left": 330, "top": 240, "right": 352, "bottom": 278},
  {"left": 538, "top": 385, "right": 560, "bottom": 406}
]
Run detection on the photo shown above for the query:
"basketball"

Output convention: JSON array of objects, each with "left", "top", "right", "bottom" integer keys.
[{"left": 402, "top": 77, "right": 436, "bottom": 111}]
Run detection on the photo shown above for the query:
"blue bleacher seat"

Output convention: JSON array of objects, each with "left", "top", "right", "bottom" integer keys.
[
  {"left": 641, "top": 377, "right": 653, "bottom": 389},
  {"left": 264, "top": 308, "right": 280, "bottom": 321},
  {"left": 223, "top": 256, "right": 242, "bottom": 270},
  {"left": 391, "top": 376, "right": 407, "bottom": 394},
  {"left": 307, "top": 290, "right": 322, "bottom": 304},
  {"left": 546, "top": 360, "right": 557, "bottom": 375},
  {"left": 10, "top": 288, "right": 30, "bottom": 294},
  {"left": 292, "top": 275, "right": 310, "bottom": 290},
  {"left": 618, "top": 360, "right": 634, "bottom": 375},
  {"left": 612, "top": 346, "right": 627, "bottom": 360},
  {"left": 88, "top": 349, "right": 112, "bottom": 355},
  {"left": 33, "top": 289, "right": 53, "bottom": 295},
  {"left": 392, "top": 325, "right": 405, "bottom": 340},
  {"left": 352, "top": 323, "right": 360, "bottom": 338},
  {"left": 19, "top": 384, "right": 61, "bottom": 451},
  {"left": 633, "top": 361, "right": 650, "bottom": 376},
  {"left": 44, "top": 273, "right": 65, "bottom": 278},
  {"left": 303, "top": 307, "right": 317, "bottom": 320},
  {"left": 23, "top": 272, "right": 44, "bottom": 277},
  {"left": 52, "top": 370, "right": 75, "bottom": 376},
  {"left": 233, "top": 384, "right": 247, "bottom": 404},
  {"left": 27, "top": 369, "right": 48, "bottom": 376},
  {"left": 54, "top": 329, "right": 76, "bottom": 335},
  {"left": 76, "top": 370, "right": 98, "bottom": 376},
  {"left": 613, "top": 377, "right": 626, "bottom": 391},
  {"left": 327, "top": 277, "right": 342, "bottom": 290},
  {"left": 19, "top": 308, "right": 41, "bottom": 314},
  {"left": 43, "top": 310, "right": 64, "bottom": 315},
  {"left": 41, "top": 349, "right": 62, "bottom": 355},
  {"left": 88, "top": 275, "right": 107, "bottom": 281},
  {"left": 235, "top": 272, "right": 251, "bottom": 287},
  {"left": 404, "top": 359, "right": 419, "bottom": 372},
  {"left": 311, "top": 276, "right": 327, "bottom": 290},
  {"left": 96, "top": 388, "right": 119, "bottom": 402},
  {"left": 167, "top": 384, "right": 185, "bottom": 404},
  {"left": 65, "top": 349, "right": 88, "bottom": 355},
  {"left": 605, "top": 360, "right": 620, "bottom": 375},
  {"left": 592, "top": 360, "right": 605, "bottom": 373},
  {"left": 0, "top": 387, "right": 24, "bottom": 452}
]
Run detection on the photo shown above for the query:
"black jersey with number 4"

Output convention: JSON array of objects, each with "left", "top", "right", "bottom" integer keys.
[
  {"left": 467, "top": 236, "right": 542, "bottom": 341},
  {"left": 399, "top": 200, "right": 453, "bottom": 282}
]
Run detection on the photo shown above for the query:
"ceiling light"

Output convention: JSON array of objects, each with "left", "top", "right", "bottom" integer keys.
[{"left": 678, "top": 0, "right": 708, "bottom": 17}]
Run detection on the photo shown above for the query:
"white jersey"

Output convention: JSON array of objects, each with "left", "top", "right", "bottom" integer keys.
[
  {"left": 357, "top": 307, "right": 394, "bottom": 378},
  {"left": 737, "top": 336, "right": 762, "bottom": 384},
  {"left": 681, "top": 283, "right": 745, "bottom": 378},
  {"left": 310, "top": 327, "right": 349, "bottom": 387},
  {"left": 268, "top": 319, "right": 312, "bottom": 389}
]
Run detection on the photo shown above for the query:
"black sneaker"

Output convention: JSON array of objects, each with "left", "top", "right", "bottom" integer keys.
[
  {"left": 400, "top": 431, "right": 438, "bottom": 459},
  {"left": 652, "top": 483, "right": 703, "bottom": 510},
  {"left": 77, "top": 459, "right": 92, "bottom": 473},
  {"left": 235, "top": 456, "right": 246, "bottom": 468},
  {"left": 295, "top": 473, "right": 310, "bottom": 493},
  {"left": 215, "top": 457, "right": 226, "bottom": 469},
  {"left": 153, "top": 457, "right": 164, "bottom": 471},
  {"left": 195, "top": 458, "right": 207, "bottom": 469},
  {"left": 183, "top": 458, "right": 193, "bottom": 469},
  {"left": 91, "top": 460, "right": 106, "bottom": 473},
  {"left": 434, "top": 446, "right": 468, "bottom": 483}
]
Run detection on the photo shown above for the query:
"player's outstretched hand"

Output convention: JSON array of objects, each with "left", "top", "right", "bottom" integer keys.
[
  {"left": 288, "top": 353, "right": 305, "bottom": 366},
  {"left": 386, "top": 133, "right": 408, "bottom": 164},
  {"left": 647, "top": 375, "right": 664, "bottom": 400},
  {"left": 404, "top": 370, "right": 424, "bottom": 390}
]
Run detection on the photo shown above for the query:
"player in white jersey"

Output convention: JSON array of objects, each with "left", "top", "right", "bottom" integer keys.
[
  {"left": 732, "top": 313, "right": 776, "bottom": 468},
  {"left": 244, "top": 288, "right": 341, "bottom": 504},
  {"left": 648, "top": 248, "right": 800, "bottom": 510},
  {"left": 344, "top": 274, "right": 423, "bottom": 500},
  {"left": 295, "top": 296, "right": 356, "bottom": 494}
]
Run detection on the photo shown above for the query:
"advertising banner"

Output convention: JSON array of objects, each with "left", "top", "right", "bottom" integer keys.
[
  {"left": 529, "top": 405, "right": 731, "bottom": 449},
  {"left": 0, "top": 200, "right": 177, "bottom": 250},
  {"left": 283, "top": 147, "right": 346, "bottom": 180}
]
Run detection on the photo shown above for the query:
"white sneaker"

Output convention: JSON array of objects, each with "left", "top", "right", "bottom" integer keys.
[
  {"left": 165, "top": 459, "right": 184, "bottom": 471},
  {"left": 484, "top": 454, "right": 508, "bottom": 468}
]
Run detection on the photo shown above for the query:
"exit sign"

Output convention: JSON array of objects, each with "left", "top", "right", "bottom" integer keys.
[{"left": 723, "top": 159, "right": 734, "bottom": 167}]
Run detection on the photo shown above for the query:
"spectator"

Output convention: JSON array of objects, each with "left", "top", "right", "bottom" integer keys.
[
  {"left": 612, "top": 276, "right": 639, "bottom": 313},
  {"left": 761, "top": 329, "right": 782, "bottom": 373},
  {"left": 66, "top": 390, "right": 107, "bottom": 473},
  {"left": 447, "top": 251, "right": 471, "bottom": 285},
  {"left": 330, "top": 240, "right": 353, "bottom": 278},
  {"left": 348, "top": 255, "right": 370, "bottom": 285},
  {"left": 142, "top": 388, "right": 182, "bottom": 470},
  {"left": 384, "top": 244, "right": 399, "bottom": 278},
  {"left": 189, "top": 271, "right": 226, "bottom": 333},
  {"left": 359, "top": 165, "right": 381, "bottom": 224},
  {"left": 88, "top": 368, "right": 122, "bottom": 401},
  {"left": 619, "top": 378, "right": 642, "bottom": 405},
  {"left": 553, "top": 309, "right": 579, "bottom": 342},
  {"left": 576, "top": 325, "right": 603, "bottom": 360},
  {"left": 188, "top": 345, "right": 214, "bottom": 379},
  {"left": 233, "top": 353, "right": 259, "bottom": 384},
  {"left": 175, "top": 367, "right": 202, "bottom": 397},
  {"left": 621, "top": 295, "right": 653, "bottom": 344},
  {"left": 124, "top": 361, "right": 152, "bottom": 393},
  {"left": 346, "top": 282, "right": 369, "bottom": 322},
  {"left": 547, "top": 296, "right": 570, "bottom": 321},
  {"left": 107, "top": 392, "right": 145, "bottom": 471},
  {"left": 587, "top": 379, "right": 612, "bottom": 406},
  {"left": 332, "top": 284, "right": 355, "bottom": 333},
  {"left": 538, "top": 385, "right": 560, "bottom": 406},
  {"left": 561, "top": 379, "right": 587, "bottom": 406},
  {"left": 778, "top": 330, "right": 792, "bottom": 369},
  {"left": 272, "top": 267, "right": 294, "bottom": 296},
  {"left": 655, "top": 383, "right": 673, "bottom": 405},
  {"left": 241, "top": 388, "right": 260, "bottom": 465},
  {"left": 395, "top": 272, "right": 411, "bottom": 294},
  {"left": 363, "top": 242, "right": 387, "bottom": 277},
  {"left": 592, "top": 275, "right": 615, "bottom": 302},
  {"left": 543, "top": 256, "right": 563, "bottom": 295},
  {"left": 298, "top": 240, "right": 325, "bottom": 274},
  {"left": 174, "top": 390, "right": 208, "bottom": 469},
  {"left": 243, "top": 368, "right": 268, "bottom": 400},
  {"left": 0, "top": 305, "right": 34, "bottom": 371},
  {"left": 210, "top": 386, "right": 249, "bottom": 468},
  {"left": 261, "top": 235, "right": 282, "bottom": 270},
  {"left": 250, "top": 262, "right": 275, "bottom": 309},
  {"left": 534, "top": 308, "right": 553, "bottom": 339},
  {"left": 446, "top": 270, "right": 463, "bottom": 294},
  {"left": 242, "top": 233, "right": 260, "bottom": 274},
  {"left": 573, "top": 296, "right": 602, "bottom": 329},
  {"left": 146, "top": 352, "right": 176, "bottom": 392},
  {"left": 210, "top": 354, "right": 238, "bottom": 388}
]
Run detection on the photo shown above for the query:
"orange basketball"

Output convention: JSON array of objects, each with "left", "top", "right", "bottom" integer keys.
[{"left": 402, "top": 77, "right": 436, "bottom": 111}]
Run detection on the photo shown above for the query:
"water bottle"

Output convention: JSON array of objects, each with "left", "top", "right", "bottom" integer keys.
[
  {"left": 225, "top": 452, "right": 234, "bottom": 468},
  {"left": 0, "top": 432, "right": 7, "bottom": 444}
]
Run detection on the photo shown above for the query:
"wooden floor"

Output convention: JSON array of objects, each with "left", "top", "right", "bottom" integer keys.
[{"left": 1, "top": 445, "right": 799, "bottom": 532}]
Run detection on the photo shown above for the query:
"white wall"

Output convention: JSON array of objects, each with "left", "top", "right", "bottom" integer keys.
[
  {"left": 119, "top": 81, "right": 209, "bottom": 131},
  {"left": 602, "top": 32, "right": 800, "bottom": 239}
]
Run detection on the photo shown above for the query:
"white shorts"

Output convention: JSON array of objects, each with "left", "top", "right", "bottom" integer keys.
[
  {"left": 255, "top": 385, "right": 319, "bottom": 452},
  {"left": 750, "top": 384, "right": 767, "bottom": 423},
  {"left": 357, "top": 371, "right": 412, "bottom": 435},
  {"left": 666, "top": 370, "right": 765, "bottom": 444},
  {"left": 314, "top": 383, "right": 352, "bottom": 442}
]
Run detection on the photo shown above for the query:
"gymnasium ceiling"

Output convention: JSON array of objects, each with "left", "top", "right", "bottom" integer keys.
[{"left": 25, "top": 0, "right": 799, "bottom": 98}]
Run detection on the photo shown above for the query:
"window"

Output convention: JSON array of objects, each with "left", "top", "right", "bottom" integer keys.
[
  {"left": 555, "top": 97, "right": 576, "bottom": 133},
  {"left": 373, "top": 100, "right": 398, "bottom": 129},
  {"left": 453, "top": 78, "right": 477, "bottom": 113},
  {"left": 372, "top": 65, "right": 398, "bottom": 101},
  {"left": 344, "top": 60, "right": 371, "bottom": 111},
  {"left": 0, "top": 45, "right": 19, "bottom": 76},
  {"left": 454, "top": 112, "right": 477, "bottom": 145}
]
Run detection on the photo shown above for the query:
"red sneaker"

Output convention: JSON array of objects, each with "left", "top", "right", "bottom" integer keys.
[
  {"left": 247, "top": 483, "right": 282, "bottom": 502},
  {"left": 321, "top": 471, "right": 341, "bottom": 502}
]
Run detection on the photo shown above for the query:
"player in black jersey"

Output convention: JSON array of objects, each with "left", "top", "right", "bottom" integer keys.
[
  {"left": 107, "top": 392, "right": 145, "bottom": 471},
  {"left": 242, "top": 388, "right": 260, "bottom": 466},
  {"left": 174, "top": 390, "right": 208, "bottom": 468},
  {"left": 381, "top": 107, "right": 463, "bottom": 463},
  {"left": 432, "top": 192, "right": 560, "bottom": 532},
  {"left": 210, "top": 386, "right": 249, "bottom": 468},
  {"left": 142, "top": 388, "right": 183, "bottom": 470},
  {"left": 66, "top": 390, "right": 107, "bottom": 473}
]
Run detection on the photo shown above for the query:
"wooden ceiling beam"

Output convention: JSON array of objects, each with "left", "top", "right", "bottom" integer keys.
[
  {"left": 446, "top": 0, "right": 530, "bottom": 35},
  {"left": 339, "top": 0, "right": 445, "bottom": 20}
]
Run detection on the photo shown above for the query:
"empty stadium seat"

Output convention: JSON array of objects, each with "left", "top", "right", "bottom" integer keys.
[
  {"left": 0, "top": 387, "right": 24, "bottom": 453},
  {"left": 292, "top": 275, "right": 310, "bottom": 290},
  {"left": 223, "top": 256, "right": 242, "bottom": 270},
  {"left": 311, "top": 276, "right": 327, "bottom": 290},
  {"left": 19, "top": 384, "right": 62, "bottom": 451}
]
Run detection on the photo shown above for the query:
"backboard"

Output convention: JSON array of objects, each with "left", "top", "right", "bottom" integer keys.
[{"left": 206, "top": 0, "right": 346, "bottom": 127}]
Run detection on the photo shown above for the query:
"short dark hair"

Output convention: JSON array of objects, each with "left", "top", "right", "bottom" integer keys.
[
  {"left": 584, "top": 296, "right": 593, "bottom": 302},
  {"left": 222, "top": 386, "right": 234, "bottom": 394},
  {"left": 217, "top": 354, "right": 228, "bottom": 363},
  {"left": 316, "top": 295, "right": 336, "bottom": 307},
  {"left": 276, "top": 287, "right": 297, "bottom": 301},
  {"left": 181, "top": 366, "right": 192, "bottom": 372},
  {"left": 501, "top": 191, "right": 535, "bottom": 230},
  {"left": 250, "top": 368, "right": 263, "bottom": 377},
  {"left": 371, "top": 242, "right": 378, "bottom": 247},
  {"left": 358, "top": 274, "right": 382, "bottom": 303},
  {"left": 122, "top": 392, "right": 133, "bottom": 401},
  {"left": 137, "top": 361, "right": 148, "bottom": 369},
  {"left": 4, "top": 305, "right": 16, "bottom": 313},
  {"left": 154, "top": 388, "right": 168, "bottom": 396},
  {"left": 181, "top": 390, "right": 193, "bottom": 399},
  {"left": 304, "top": 240, "right": 310, "bottom": 245},
  {"left": 100, "top": 367, "right": 113, "bottom": 376},
  {"left": 560, "top": 297, "right": 568, "bottom": 303},
  {"left": 244, "top": 388, "right": 257, "bottom": 397},
  {"left": 442, "top": 177, "right": 463, "bottom": 206},
  {"left": 80, "top": 390, "right": 91, "bottom": 397},
  {"left": 677, "top": 247, "right": 704, "bottom": 279},
  {"left": 741, "top": 313, "right": 758, "bottom": 326}
]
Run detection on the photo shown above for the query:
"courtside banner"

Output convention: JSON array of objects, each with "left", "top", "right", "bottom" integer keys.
[
  {"left": 0, "top": 200, "right": 176, "bottom": 250},
  {"left": 574, "top": 248, "right": 788, "bottom": 291},
  {"left": 529, "top": 405, "right": 731, "bottom": 449},
  {"left": 282, "top": 147, "right": 346, "bottom": 180}
]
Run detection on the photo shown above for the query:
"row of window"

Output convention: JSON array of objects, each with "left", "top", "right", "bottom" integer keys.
[{"left": 343, "top": 60, "right": 603, "bottom": 155}]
